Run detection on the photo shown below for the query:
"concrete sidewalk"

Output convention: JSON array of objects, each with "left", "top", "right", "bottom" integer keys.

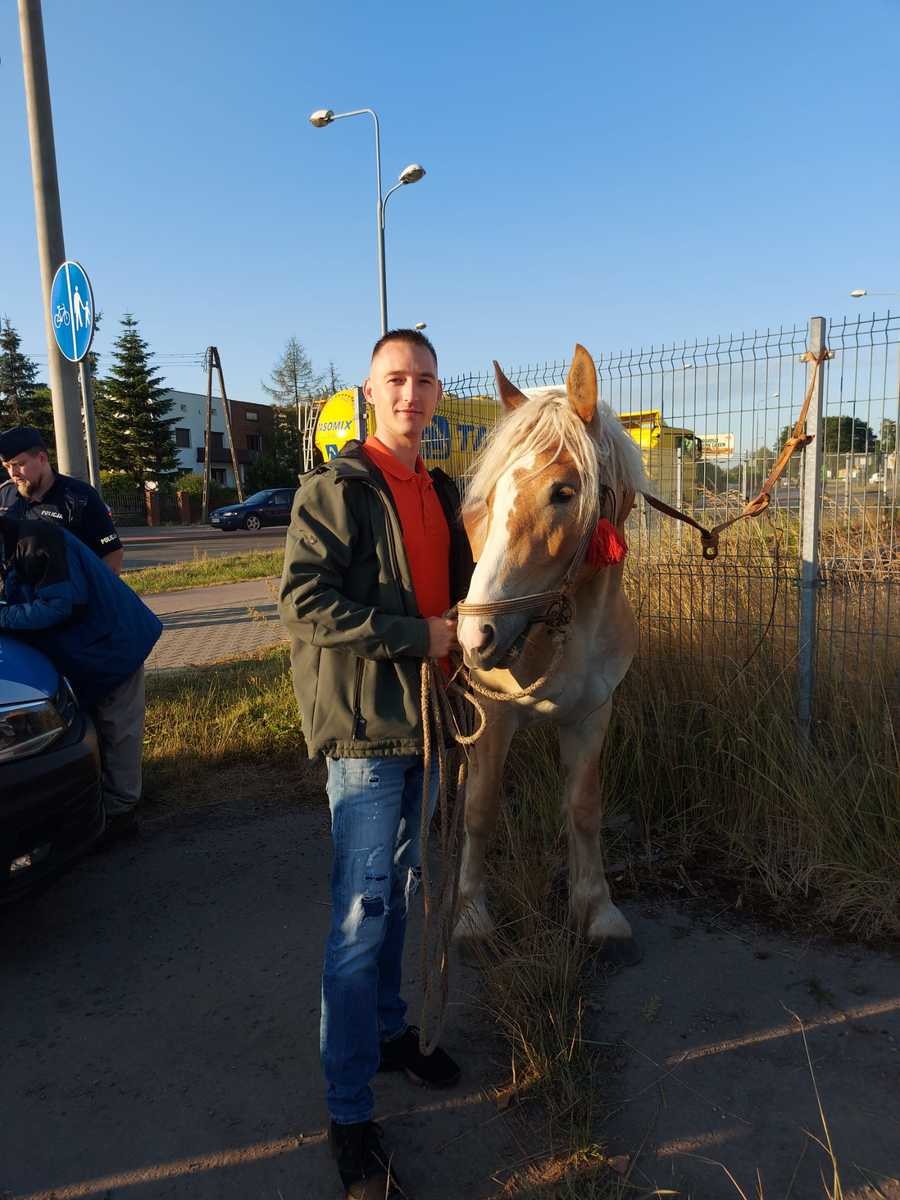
[{"left": 144, "top": 577, "right": 288, "bottom": 671}]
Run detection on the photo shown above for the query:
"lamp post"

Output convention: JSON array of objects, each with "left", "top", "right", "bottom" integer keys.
[
  {"left": 850, "top": 289, "right": 900, "bottom": 298},
  {"left": 309, "top": 108, "right": 425, "bottom": 335}
]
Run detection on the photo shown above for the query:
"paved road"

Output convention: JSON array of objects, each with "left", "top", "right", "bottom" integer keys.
[{"left": 121, "top": 526, "right": 286, "bottom": 570}]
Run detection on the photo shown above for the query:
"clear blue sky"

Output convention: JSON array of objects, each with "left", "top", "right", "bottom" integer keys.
[{"left": 2, "top": 0, "right": 898, "bottom": 403}]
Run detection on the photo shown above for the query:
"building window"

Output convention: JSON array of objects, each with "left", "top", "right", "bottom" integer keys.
[
  {"left": 246, "top": 410, "right": 258, "bottom": 421},
  {"left": 209, "top": 431, "right": 224, "bottom": 450},
  {"left": 175, "top": 427, "right": 191, "bottom": 448},
  {"left": 211, "top": 468, "right": 226, "bottom": 485},
  {"left": 246, "top": 433, "right": 262, "bottom": 452}
]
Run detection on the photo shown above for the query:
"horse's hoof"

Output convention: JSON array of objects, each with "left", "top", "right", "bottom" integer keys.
[
  {"left": 593, "top": 936, "right": 642, "bottom": 967},
  {"left": 453, "top": 904, "right": 495, "bottom": 945}
]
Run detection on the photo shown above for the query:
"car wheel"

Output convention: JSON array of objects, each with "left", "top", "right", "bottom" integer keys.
[{"left": 244, "top": 513, "right": 262, "bottom": 531}]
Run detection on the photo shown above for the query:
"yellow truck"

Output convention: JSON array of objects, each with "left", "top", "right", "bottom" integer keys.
[
  {"left": 618, "top": 410, "right": 701, "bottom": 505},
  {"left": 313, "top": 391, "right": 699, "bottom": 503}
]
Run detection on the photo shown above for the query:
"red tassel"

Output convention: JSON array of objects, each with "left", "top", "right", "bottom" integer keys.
[{"left": 586, "top": 518, "right": 628, "bottom": 569}]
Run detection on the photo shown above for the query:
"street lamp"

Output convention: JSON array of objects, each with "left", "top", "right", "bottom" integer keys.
[
  {"left": 309, "top": 107, "right": 426, "bottom": 334},
  {"left": 850, "top": 288, "right": 900, "bottom": 298}
]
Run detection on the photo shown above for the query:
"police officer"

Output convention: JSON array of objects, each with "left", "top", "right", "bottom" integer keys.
[
  {"left": 0, "top": 426, "right": 123, "bottom": 573},
  {"left": 1, "top": 514, "right": 161, "bottom": 842}
]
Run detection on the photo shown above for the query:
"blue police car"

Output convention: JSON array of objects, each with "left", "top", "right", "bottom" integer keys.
[{"left": 0, "top": 633, "right": 103, "bottom": 902}]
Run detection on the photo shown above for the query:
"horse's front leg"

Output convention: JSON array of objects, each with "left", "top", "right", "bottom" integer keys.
[
  {"left": 453, "top": 706, "right": 517, "bottom": 943},
  {"left": 559, "top": 704, "right": 639, "bottom": 963}
]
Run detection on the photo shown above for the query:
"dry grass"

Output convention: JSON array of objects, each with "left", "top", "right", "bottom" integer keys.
[
  {"left": 470, "top": 529, "right": 897, "bottom": 1196},
  {"left": 465, "top": 729, "right": 635, "bottom": 1199},
  {"left": 472, "top": 666, "right": 897, "bottom": 1196},
  {"left": 603, "top": 658, "right": 899, "bottom": 942}
]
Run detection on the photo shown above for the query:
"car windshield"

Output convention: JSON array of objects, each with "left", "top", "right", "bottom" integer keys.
[{"left": 242, "top": 491, "right": 273, "bottom": 506}]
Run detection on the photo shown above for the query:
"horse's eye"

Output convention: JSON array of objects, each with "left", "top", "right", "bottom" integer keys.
[{"left": 551, "top": 484, "right": 577, "bottom": 505}]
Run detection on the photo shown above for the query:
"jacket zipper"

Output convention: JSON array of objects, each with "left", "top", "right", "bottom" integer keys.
[
  {"left": 359, "top": 478, "right": 414, "bottom": 616},
  {"left": 351, "top": 656, "right": 365, "bottom": 739}
]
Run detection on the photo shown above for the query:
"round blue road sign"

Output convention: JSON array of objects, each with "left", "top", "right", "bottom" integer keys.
[{"left": 50, "top": 261, "right": 95, "bottom": 363}]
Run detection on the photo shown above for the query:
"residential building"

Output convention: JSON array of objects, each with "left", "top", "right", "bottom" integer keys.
[{"left": 166, "top": 390, "right": 274, "bottom": 487}]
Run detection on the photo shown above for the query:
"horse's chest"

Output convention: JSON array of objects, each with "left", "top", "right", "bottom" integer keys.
[{"left": 515, "top": 666, "right": 596, "bottom": 722}]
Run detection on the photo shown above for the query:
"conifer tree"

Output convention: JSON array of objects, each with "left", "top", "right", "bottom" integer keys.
[
  {"left": 97, "top": 314, "right": 178, "bottom": 483},
  {"left": 0, "top": 317, "right": 53, "bottom": 443},
  {"left": 261, "top": 337, "right": 323, "bottom": 407}
]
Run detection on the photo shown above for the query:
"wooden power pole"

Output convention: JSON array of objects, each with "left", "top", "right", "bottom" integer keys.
[{"left": 201, "top": 346, "right": 244, "bottom": 523}]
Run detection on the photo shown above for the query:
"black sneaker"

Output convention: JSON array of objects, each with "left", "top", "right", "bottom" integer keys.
[
  {"left": 378, "top": 1025, "right": 461, "bottom": 1088},
  {"left": 328, "top": 1120, "right": 405, "bottom": 1199}
]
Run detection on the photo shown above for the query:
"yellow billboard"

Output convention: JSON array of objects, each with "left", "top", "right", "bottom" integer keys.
[
  {"left": 313, "top": 393, "right": 698, "bottom": 503},
  {"left": 314, "top": 390, "right": 500, "bottom": 479}
]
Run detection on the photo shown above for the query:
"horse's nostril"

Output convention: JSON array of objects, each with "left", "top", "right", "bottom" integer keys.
[{"left": 481, "top": 623, "right": 495, "bottom": 650}]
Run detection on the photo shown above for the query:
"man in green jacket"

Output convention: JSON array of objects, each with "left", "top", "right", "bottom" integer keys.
[{"left": 279, "top": 329, "right": 474, "bottom": 1200}]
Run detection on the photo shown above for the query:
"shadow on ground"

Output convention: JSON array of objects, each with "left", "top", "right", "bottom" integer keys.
[{"left": 0, "top": 804, "right": 519, "bottom": 1200}]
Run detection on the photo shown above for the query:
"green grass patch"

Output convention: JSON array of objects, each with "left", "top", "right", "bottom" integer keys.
[
  {"left": 143, "top": 645, "right": 323, "bottom": 816},
  {"left": 125, "top": 548, "right": 284, "bottom": 595}
]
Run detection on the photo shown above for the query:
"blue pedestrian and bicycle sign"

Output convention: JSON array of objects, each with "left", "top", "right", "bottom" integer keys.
[{"left": 50, "top": 260, "right": 95, "bottom": 363}]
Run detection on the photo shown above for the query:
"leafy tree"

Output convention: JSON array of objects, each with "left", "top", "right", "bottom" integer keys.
[
  {"left": 245, "top": 402, "right": 305, "bottom": 490},
  {"left": 26, "top": 386, "right": 55, "bottom": 447},
  {"left": 96, "top": 314, "right": 179, "bottom": 483},
  {"left": 0, "top": 317, "right": 53, "bottom": 442},
  {"left": 695, "top": 461, "right": 730, "bottom": 493},
  {"left": 261, "top": 337, "right": 323, "bottom": 407},
  {"left": 776, "top": 416, "right": 875, "bottom": 455},
  {"left": 878, "top": 418, "right": 896, "bottom": 454},
  {"left": 244, "top": 450, "right": 299, "bottom": 491},
  {"left": 174, "top": 470, "right": 237, "bottom": 506}
]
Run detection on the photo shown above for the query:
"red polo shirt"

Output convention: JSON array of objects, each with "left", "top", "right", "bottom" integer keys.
[{"left": 363, "top": 436, "right": 450, "bottom": 620}]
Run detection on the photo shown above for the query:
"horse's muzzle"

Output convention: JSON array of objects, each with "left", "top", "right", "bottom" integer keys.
[{"left": 461, "top": 617, "right": 529, "bottom": 671}]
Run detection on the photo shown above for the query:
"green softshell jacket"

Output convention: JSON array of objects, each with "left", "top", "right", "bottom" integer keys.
[{"left": 278, "top": 441, "right": 474, "bottom": 759}]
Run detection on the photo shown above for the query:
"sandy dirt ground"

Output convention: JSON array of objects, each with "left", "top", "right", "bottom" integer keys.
[
  {"left": 2, "top": 801, "right": 898, "bottom": 1200},
  {"left": 591, "top": 901, "right": 900, "bottom": 1199}
]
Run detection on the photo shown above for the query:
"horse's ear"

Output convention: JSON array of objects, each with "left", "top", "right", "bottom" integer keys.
[
  {"left": 566, "top": 343, "right": 598, "bottom": 424},
  {"left": 493, "top": 361, "right": 527, "bottom": 411}
]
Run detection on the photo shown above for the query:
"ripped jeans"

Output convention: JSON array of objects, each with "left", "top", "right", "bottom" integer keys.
[{"left": 321, "top": 754, "right": 438, "bottom": 1124}]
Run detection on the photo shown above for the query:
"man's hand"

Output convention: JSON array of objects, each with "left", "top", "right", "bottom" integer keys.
[{"left": 426, "top": 616, "right": 458, "bottom": 658}]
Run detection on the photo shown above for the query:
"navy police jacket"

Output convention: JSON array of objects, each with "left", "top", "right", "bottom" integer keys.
[{"left": 0, "top": 516, "right": 162, "bottom": 707}]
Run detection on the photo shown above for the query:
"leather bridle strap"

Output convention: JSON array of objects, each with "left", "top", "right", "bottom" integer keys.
[
  {"left": 640, "top": 347, "right": 832, "bottom": 560},
  {"left": 456, "top": 523, "right": 594, "bottom": 625}
]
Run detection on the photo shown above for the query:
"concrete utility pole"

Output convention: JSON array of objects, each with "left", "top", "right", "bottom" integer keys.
[{"left": 18, "top": 0, "right": 88, "bottom": 479}]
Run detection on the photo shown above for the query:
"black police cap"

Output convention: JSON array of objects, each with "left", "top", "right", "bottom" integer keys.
[{"left": 0, "top": 426, "right": 47, "bottom": 461}]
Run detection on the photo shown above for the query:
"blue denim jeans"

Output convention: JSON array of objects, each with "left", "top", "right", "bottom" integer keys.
[{"left": 321, "top": 754, "right": 438, "bottom": 1125}]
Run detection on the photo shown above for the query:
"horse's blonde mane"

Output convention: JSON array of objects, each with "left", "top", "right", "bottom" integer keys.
[{"left": 463, "top": 387, "right": 648, "bottom": 535}]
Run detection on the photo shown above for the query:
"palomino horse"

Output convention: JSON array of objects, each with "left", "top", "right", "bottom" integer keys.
[{"left": 454, "top": 344, "right": 649, "bottom": 962}]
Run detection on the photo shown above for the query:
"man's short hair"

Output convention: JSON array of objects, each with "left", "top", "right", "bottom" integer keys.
[
  {"left": 0, "top": 426, "right": 47, "bottom": 462},
  {"left": 370, "top": 328, "right": 438, "bottom": 371}
]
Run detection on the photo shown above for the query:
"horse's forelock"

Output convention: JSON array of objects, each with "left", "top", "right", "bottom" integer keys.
[{"left": 464, "top": 388, "right": 648, "bottom": 533}]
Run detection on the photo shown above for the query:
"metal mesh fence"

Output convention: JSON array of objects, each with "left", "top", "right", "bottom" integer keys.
[{"left": 439, "top": 313, "right": 899, "bottom": 705}]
